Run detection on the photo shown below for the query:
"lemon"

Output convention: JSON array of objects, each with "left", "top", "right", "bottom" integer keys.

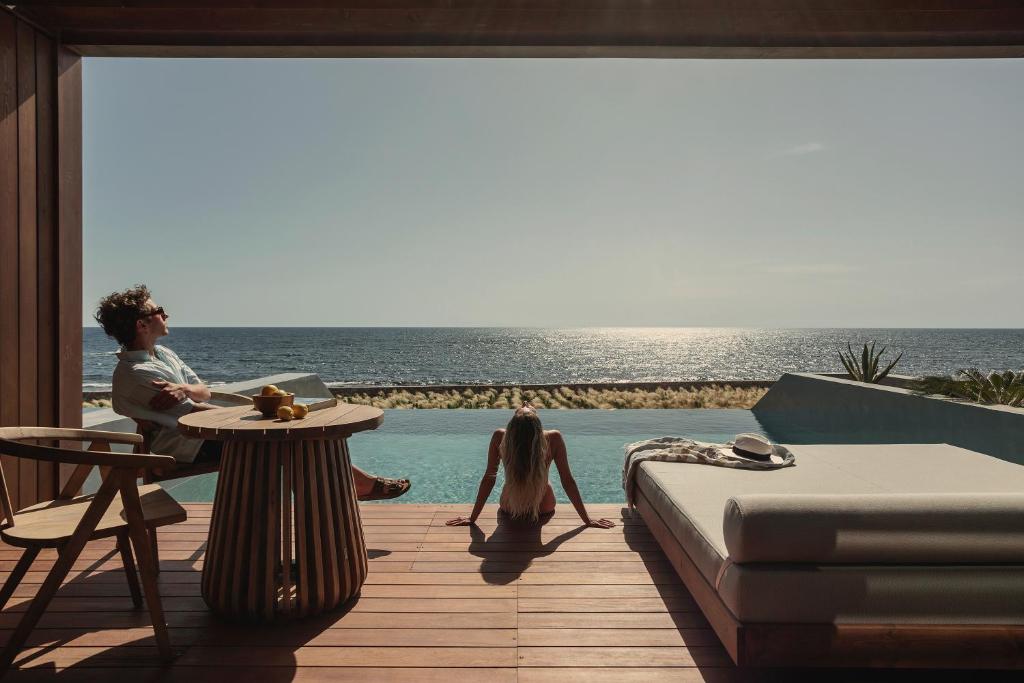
[
  {"left": 277, "top": 406, "right": 294, "bottom": 421},
  {"left": 293, "top": 404, "right": 309, "bottom": 419},
  {"left": 261, "top": 385, "right": 279, "bottom": 397}
]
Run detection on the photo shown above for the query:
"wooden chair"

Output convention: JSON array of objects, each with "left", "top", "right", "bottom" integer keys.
[
  {"left": 134, "top": 390, "right": 252, "bottom": 485},
  {"left": 0, "top": 427, "right": 186, "bottom": 670},
  {"left": 133, "top": 392, "right": 250, "bottom": 570}
]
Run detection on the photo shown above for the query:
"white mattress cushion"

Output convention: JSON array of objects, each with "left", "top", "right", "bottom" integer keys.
[
  {"left": 724, "top": 492, "right": 1024, "bottom": 564},
  {"left": 717, "top": 563, "right": 1024, "bottom": 624}
]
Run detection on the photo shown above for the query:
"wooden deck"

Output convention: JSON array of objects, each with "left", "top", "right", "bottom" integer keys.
[{"left": 0, "top": 503, "right": 1003, "bottom": 681}]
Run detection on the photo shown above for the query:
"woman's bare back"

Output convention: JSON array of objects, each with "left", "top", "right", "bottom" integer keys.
[{"left": 497, "top": 429, "right": 559, "bottom": 517}]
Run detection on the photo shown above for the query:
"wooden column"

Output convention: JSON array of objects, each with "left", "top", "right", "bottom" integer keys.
[
  {"left": 55, "top": 42, "right": 82, "bottom": 494},
  {"left": 0, "top": 8, "right": 82, "bottom": 510},
  {"left": 0, "top": 10, "right": 20, "bottom": 510}
]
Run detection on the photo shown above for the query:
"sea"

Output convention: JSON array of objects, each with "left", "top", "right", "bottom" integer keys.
[{"left": 82, "top": 327, "right": 1024, "bottom": 392}]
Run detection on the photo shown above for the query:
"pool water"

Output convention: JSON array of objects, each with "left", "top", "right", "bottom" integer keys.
[{"left": 163, "top": 409, "right": 767, "bottom": 503}]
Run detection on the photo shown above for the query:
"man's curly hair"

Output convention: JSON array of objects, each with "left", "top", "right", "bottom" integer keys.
[{"left": 94, "top": 284, "right": 152, "bottom": 347}]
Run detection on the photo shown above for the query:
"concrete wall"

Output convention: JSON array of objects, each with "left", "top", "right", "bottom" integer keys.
[
  {"left": 753, "top": 373, "right": 1024, "bottom": 465},
  {"left": 814, "top": 373, "right": 919, "bottom": 390}
]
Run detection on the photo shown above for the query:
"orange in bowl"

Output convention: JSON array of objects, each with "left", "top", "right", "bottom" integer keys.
[{"left": 252, "top": 392, "right": 294, "bottom": 418}]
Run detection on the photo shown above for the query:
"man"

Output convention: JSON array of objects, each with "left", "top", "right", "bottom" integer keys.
[{"left": 95, "top": 284, "right": 410, "bottom": 501}]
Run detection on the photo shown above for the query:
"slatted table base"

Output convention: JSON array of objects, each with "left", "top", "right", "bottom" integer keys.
[{"left": 201, "top": 438, "right": 367, "bottom": 622}]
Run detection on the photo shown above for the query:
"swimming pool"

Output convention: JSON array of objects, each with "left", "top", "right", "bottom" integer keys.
[{"left": 162, "top": 408, "right": 767, "bottom": 503}]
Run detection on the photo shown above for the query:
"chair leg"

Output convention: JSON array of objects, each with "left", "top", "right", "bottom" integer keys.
[
  {"left": 116, "top": 530, "right": 143, "bottom": 609},
  {"left": 119, "top": 475, "right": 173, "bottom": 661},
  {"left": 149, "top": 528, "right": 160, "bottom": 575},
  {"left": 0, "top": 548, "right": 40, "bottom": 611},
  {"left": 136, "top": 468, "right": 160, "bottom": 575},
  {"left": 0, "top": 474, "right": 121, "bottom": 672}
]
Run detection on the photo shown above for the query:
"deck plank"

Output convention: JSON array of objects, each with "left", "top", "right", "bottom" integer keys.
[
  {"left": 15, "top": 644, "right": 517, "bottom": 667},
  {"left": 519, "top": 669, "right": 741, "bottom": 683},
  {"left": 7, "top": 668, "right": 519, "bottom": 682},
  {"left": 518, "top": 628, "right": 721, "bottom": 647},
  {"left": 3, "top": 627, "right": 517, "bottom": 648},
  {"left": 518, "top": 645, "right": 733, "bottom": 667},
  {"left": 518, "top": 612, "right": 710, "bottom": 629},
  {"left": 518, "top": 584, "right": 690, "bottom": 598},
  {"left": 410, "top": 561, "right": 674, "bottom": 573}
]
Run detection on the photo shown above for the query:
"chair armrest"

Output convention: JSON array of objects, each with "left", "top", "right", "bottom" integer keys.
[
  {"left": 0, "top": 433, "right": 176, "bottom": 470},
  {"left": 0, "top": 427, "right": 144, "bottom": 447},
  {"left": 210, "top": 391, "right": 253, "bottom": 407}
]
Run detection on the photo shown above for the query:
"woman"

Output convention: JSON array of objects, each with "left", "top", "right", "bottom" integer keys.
[{"left": 446, "top": 404, "right": 615, "bottom": 528}]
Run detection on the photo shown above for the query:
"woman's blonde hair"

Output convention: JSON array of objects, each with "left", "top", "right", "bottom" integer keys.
[{"left": 499, "top": 405, "right": 549, "bottom": 521}]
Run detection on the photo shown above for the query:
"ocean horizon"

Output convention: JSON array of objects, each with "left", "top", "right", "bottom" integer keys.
[{"left": 83, "top": 327, "right": 1024, "bottom": 392}]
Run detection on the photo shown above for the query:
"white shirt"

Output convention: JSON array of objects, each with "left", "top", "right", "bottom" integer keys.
[{"left": 111, "top": 345, "right": 204, "bottom": 463}]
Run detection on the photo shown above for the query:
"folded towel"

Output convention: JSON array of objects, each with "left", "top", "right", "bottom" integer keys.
[{"left": 622, "top": 436, "right": 795, "bottom": 508}]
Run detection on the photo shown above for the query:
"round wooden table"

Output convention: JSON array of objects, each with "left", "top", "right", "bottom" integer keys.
[{"left": 178, "top": 402, "right": 384, "bottom": 622}]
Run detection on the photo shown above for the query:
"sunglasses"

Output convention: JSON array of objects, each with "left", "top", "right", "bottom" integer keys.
[{"left": 140, "top": 306, "right": 168, "bottom": 320}]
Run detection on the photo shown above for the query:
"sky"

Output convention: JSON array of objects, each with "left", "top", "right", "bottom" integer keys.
[{"left": 83, "top": 58, "right": 1023, "bottom": 327}]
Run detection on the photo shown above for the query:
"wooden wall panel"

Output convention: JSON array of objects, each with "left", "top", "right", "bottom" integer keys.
[
  {"left": 34, "top": 32, "right": 57, "bottom": 503},
  {"left": 0, "top": 9, "right": 79, "bottom": 508},
  {"left": 55, "top": 45, "right": 82, "bottom": 492},
  {"left": 17, "top": 21, "right": 39, "bottom": 507},
  {"left": 0, "top": 12, "right": 20, "bottom": 511}
]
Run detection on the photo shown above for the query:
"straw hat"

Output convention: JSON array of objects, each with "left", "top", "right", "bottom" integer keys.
[{"left": 724, "top": 433, "right": 778, "bottom": 463}]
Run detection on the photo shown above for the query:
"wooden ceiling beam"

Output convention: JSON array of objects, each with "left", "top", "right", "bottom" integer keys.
[
  {"left": 9, "top": 1, "right": 1024, "bottom": 58},
  {"left": 16, "top": 7, "right": 1024, "bottom": 34}
]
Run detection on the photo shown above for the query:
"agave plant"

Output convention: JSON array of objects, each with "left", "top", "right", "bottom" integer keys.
[
  {"left": 917, "top": 369, "right": 1024, "bottom": 407},
  {"left": 838, "top": 342, "right": 903, "bottom": 384}
]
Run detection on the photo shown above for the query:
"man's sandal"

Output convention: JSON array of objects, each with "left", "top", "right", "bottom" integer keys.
[{"left": 358, "top": 477, "right": 411, "bottom": 501}]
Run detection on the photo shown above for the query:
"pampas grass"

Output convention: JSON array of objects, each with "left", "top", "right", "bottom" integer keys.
[
  {"left": 339, "top": 384, "right": 766, "bottom": 410},
  {"left": 83, "top": 385, "right": 767, "bottom": 410},
  {"left": 82, "top": 398, "right": 112, "bottom": 408}
]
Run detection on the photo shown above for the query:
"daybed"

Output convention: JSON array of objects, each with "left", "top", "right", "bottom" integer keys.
[{"left": 634, "top": 443, "right": 1024, "bottom": 669}]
